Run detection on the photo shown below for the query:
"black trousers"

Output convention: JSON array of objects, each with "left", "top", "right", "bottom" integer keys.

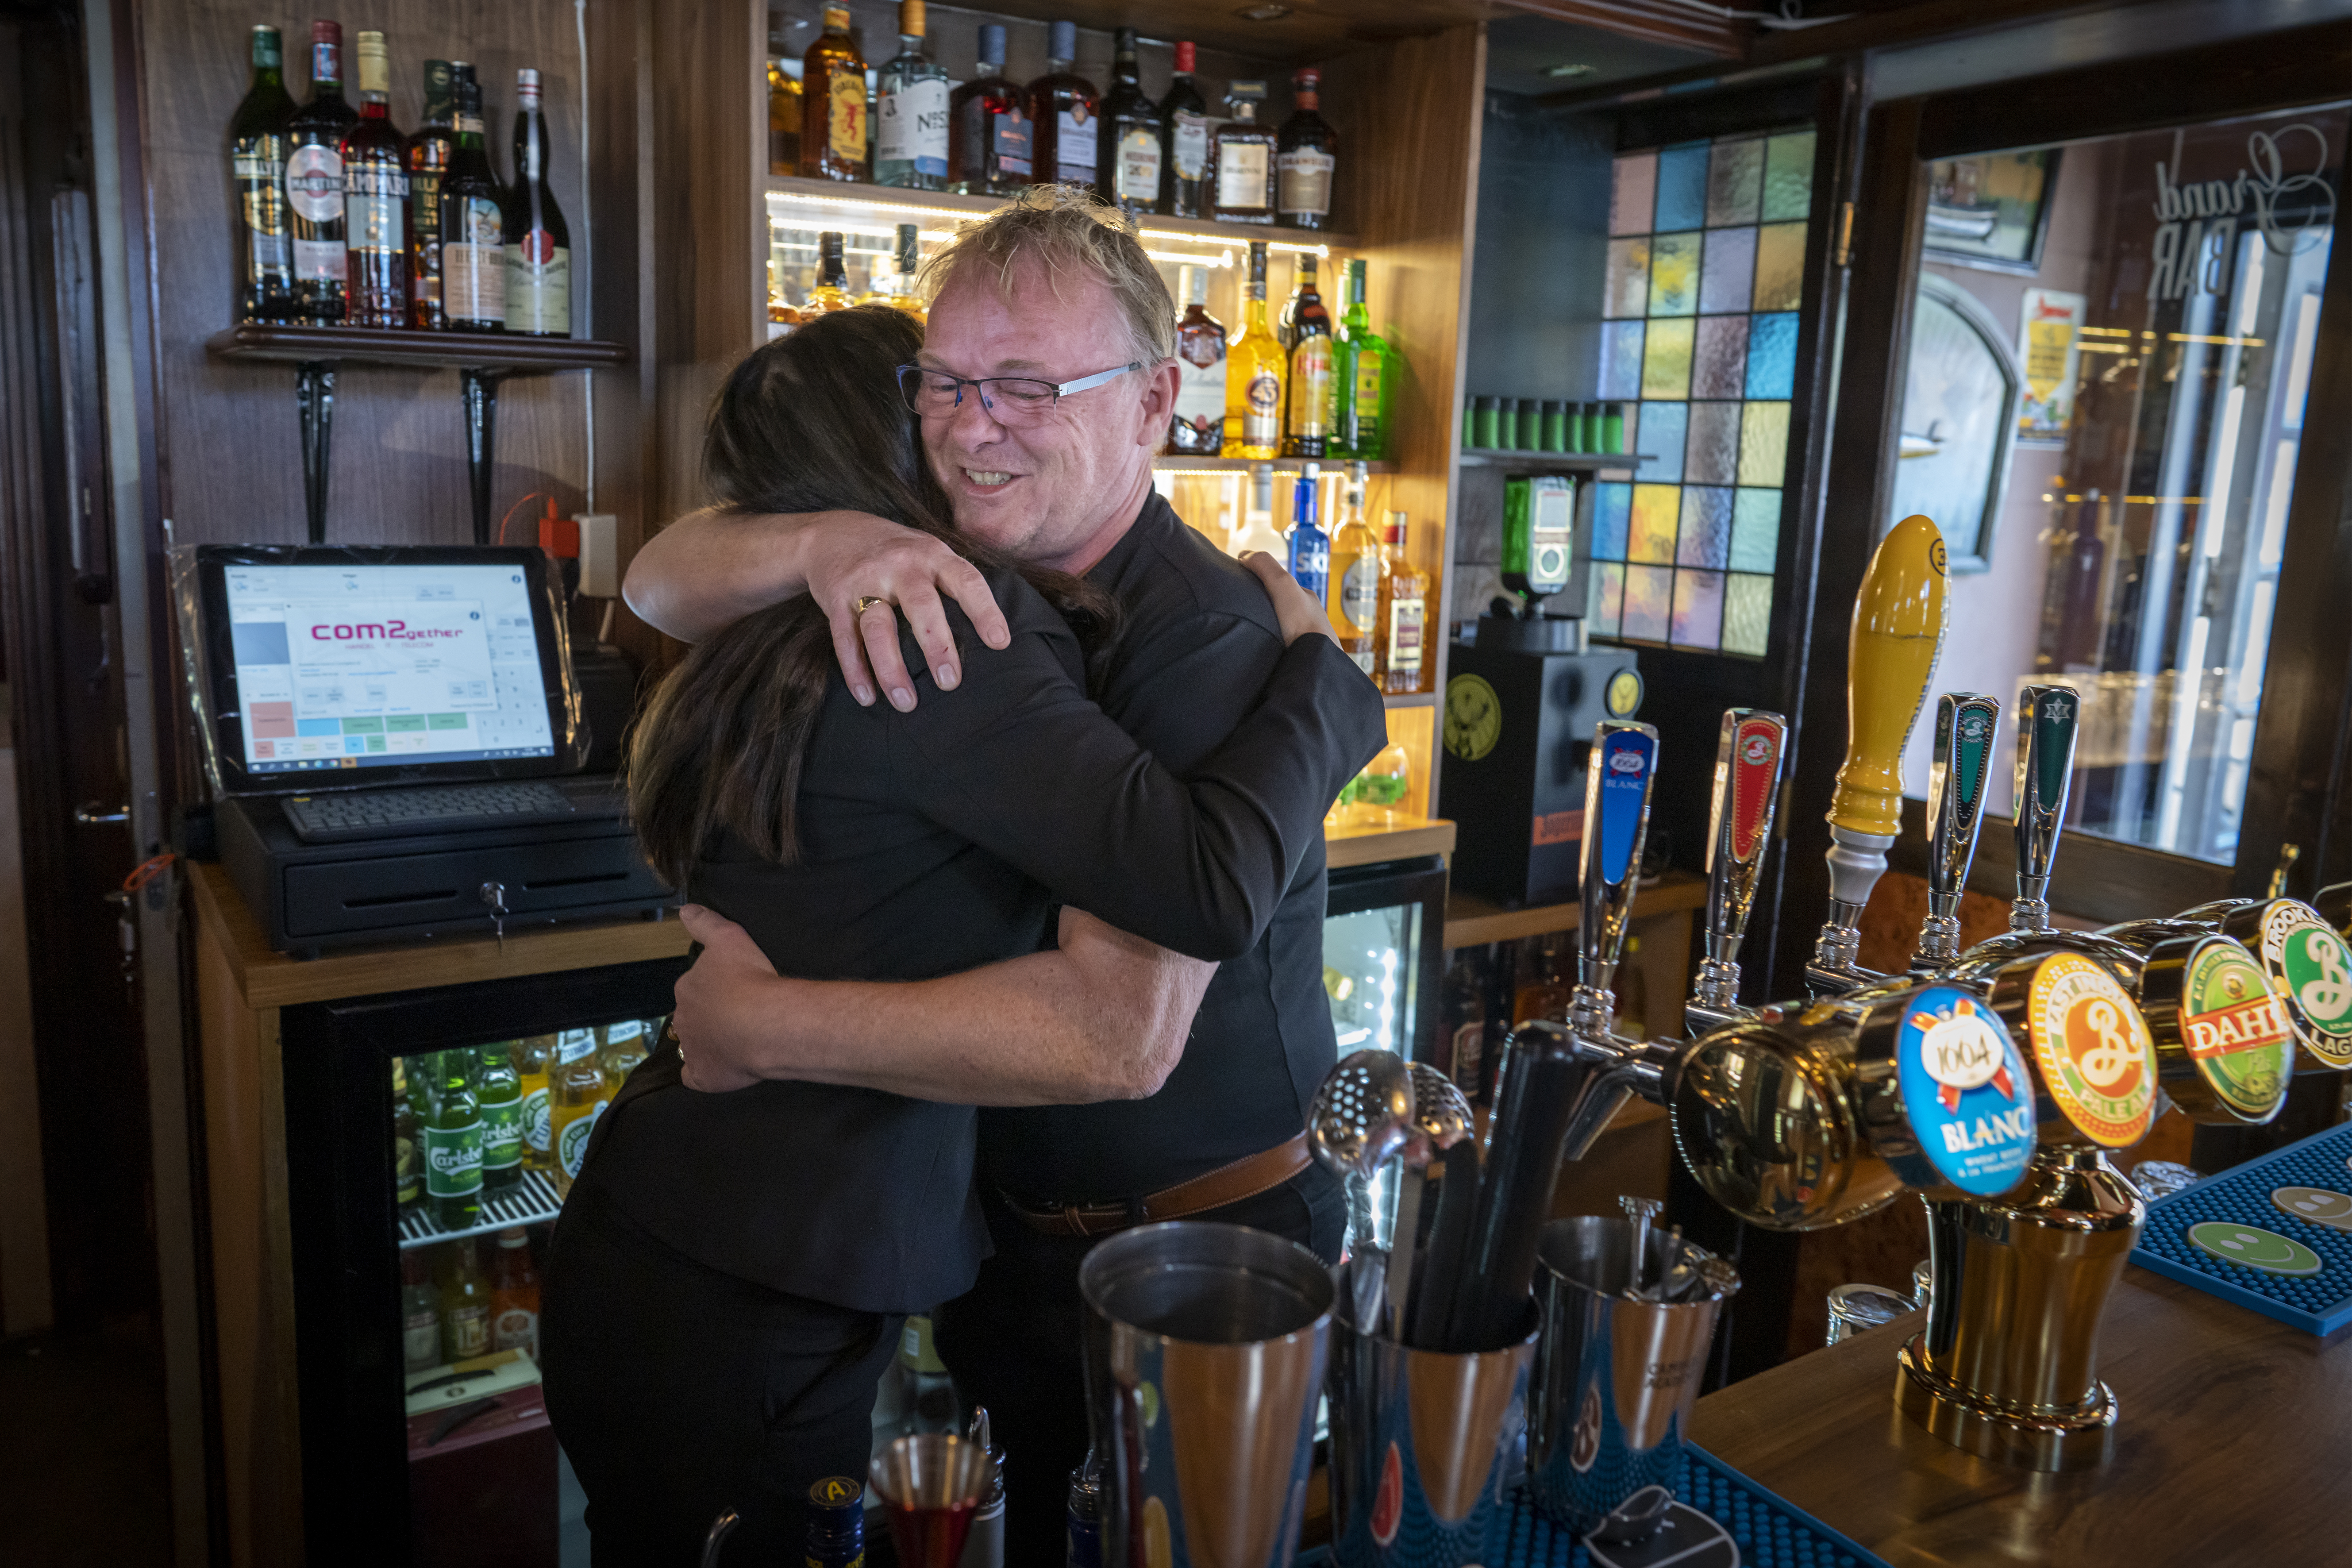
[
  {"left": 542, "top": 1183, "right": 902, "bottom": 1567},
  {"left": 932, "top": 1167, "right": 1346, "bottom": 1567}
]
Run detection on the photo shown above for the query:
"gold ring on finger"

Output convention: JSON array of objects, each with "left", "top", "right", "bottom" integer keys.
[{"left": 853, "top": 595, "right": 889, "bottom": 615}]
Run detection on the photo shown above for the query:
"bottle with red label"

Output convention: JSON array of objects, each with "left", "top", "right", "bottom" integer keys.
[
  {"left": 488, "top": 1227, "right": 541, "bottom": 1359},
  {"left": 502, "top": 68, "right": 571, "bottom": 336},
  {"left": 948, "top": 24, "right": 1027, "bottom": 196},
  {"left": 283, "top": 21, "right": 357, "bottom": 322},
  {"left": 1026, "top": 20, "right": 1099, "bottom": 191}
]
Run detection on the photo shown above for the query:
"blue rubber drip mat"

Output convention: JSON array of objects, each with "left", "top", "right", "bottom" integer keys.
[{"left": 2128, "top": 1119, "right": 2352, "bottom": 1335}]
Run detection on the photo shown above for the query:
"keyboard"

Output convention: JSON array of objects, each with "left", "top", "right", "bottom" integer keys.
[{"left": 281, "top": 781, "right": 594, "bottom": 844}]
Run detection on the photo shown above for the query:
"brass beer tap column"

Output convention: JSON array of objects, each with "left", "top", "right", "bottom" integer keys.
[
  {"left": 1687, "top": 710, "right": 1788, "bottom": 1034},
  {"left": 1911, "top": 694, "right": 1999, "bottom": 973}
]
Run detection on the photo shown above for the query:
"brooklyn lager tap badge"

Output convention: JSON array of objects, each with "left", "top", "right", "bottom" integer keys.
[
  {"left": 1897, "top": 986, "right": 2035, "bottom": 1195},
  {"left": 2180, "top": 939, "right": 2294, "bottom": 1119},
  {"left": 2260, "top": 902, "right": 2352, "bottom": 1068},
  {"left": 2028, "top": 953, "right": 2157, "bottom": 1147}
]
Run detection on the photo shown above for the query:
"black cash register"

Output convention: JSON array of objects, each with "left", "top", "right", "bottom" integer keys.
[{"left": 185, "top": 544, "right": 671, "bottom": 955}]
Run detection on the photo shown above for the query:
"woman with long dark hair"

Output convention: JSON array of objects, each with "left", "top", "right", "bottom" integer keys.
[{"left": 540, "top": 306, "right": 1379, "bottom": 1564}]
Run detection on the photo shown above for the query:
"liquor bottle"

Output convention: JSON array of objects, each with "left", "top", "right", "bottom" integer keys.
[
  {"left": 1283, "top": 254, "right": 1336, "bottom": 458},
  {"left": 400, "top": 1247, "right": 441, "bottom": 1374},
  {"left": 1513, "top": 933, "right": 1573, "bottom": 1026},
  {"left": 421, "top": 1050, "right": 484, "bottom": 1230},
  {"left": 1169, "top": 264, "right": 1225, "bottom": 457},
  {"left": 1275, "top": 68, "right": 1337, "bottom": 230},
  {"left": 1439, "top": 948, "right": 1487, "bottom": 1094},
  {"left": 947, "top": 24, "right": 1028, "bottom": 196},
  {"left": 478, "top": 1044, "right": 524, "bottom": 1193},
  {"left": 284, "top": 21, "right": 356, "bottom": 322},
  {"left": 601, "top": 1017, "right": 651, "bottom": 1087},
  {"left": 1335, "top": 260, "right": 1394, "bottom": 461},
  {"left": 1157, "top": 41, "right": 1209, "bottom": 219},
  {"left": 1098, "top": 27, "right": 1159, "bottom": 218},
  {"left": 513, "top": 1034, "right": 553, "bottom": 1172},
  {"left": 800, "top": 4, "right": 868, "bottom": 182},
  {"left": 547, "top": 1028, "right": 608, "bottom": 1199},
  {"left": 487, "top": 1228, "right": 541, "bottom": 1358},
  {"left": 1027, "top": 21, "right": 1100, "bottom": 192},
  {"left": 768, "top": 43, "right": 801, "bottom": 175},
  {"left": 501, "top": 69, "right": 571, "bottom": 337},
  {"left": 404, "top": 61, "right": 456, "bottom": 328},
  {"left": 881, "top": 1314, "right": 961, "bottom": 1436},
  {"left": 1374, "top": 512, "right": 1432, "bottom": 695},
  {"left": 1065, "top": 1444, "right": 1104, "bottom": 1568},
  {"left": 806, "top": 1478, "right": 867, "bottom": 1568},
  {"left": 392, "top": 1057, "right": 421, "bottom": 1214},
  {"left": 439, "top": 68, "right": 504, "bottom": 333},
  {"left": 1287, "top": 464, "right": 1328, "bottom": 601},
  {"left": 1209, "top": 81, "right": 1274, "bottom": 225},
  {"left": 337, "top": 31, "right": 408, "bottom": 328},
  {"left": 1231, "top": 462, "right": 1286, "bottom": 558},
  {"left": 1330, "top": 462, "right": 1379, "bottom": 674},
  {"left": 805, "top": 231, "right": 854, "bottom": 314},
  {"left": 228, "top": 25, "right": 296, "bottom": 323},
  {"left": 1225, "top": 242, "right": 1283, "bottom": 459},
  {"left": 863, "top": 222, "right": 925, "bottom": 322},
  {"left": 437, "top": 1237, "right": 493, "bottom": 1362},
  {"left": 875, "top": 0, "right": 948, "bottom": 190}
]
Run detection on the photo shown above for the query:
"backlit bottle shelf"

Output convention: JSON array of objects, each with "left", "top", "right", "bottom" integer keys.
[
  {"left": 1151, "top": 455, "right": 1397, "bottom": 473},
  {"left": 399, "top": 1169, "right": 563, "bottom": 1249},
  {"left": 765, "top": 175, "right": 1355, "bottom": 261}
]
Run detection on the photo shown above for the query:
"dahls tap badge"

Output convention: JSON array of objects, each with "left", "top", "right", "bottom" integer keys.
[{"left": 1897, "top": 986, "right": 2036, "bottom": 1196}]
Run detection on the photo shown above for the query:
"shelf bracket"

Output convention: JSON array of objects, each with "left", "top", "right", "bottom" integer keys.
[
  {"left": 460, "top": 367, "right": 512, "bottom": 546},
  {"left": 296, "top": 360, "right": 336, "bottom": 544}
]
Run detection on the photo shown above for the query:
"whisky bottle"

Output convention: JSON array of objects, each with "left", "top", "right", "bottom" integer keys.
[
  {"left": 1169, "top": 263, "right": 1225, "bottom": 456},
  {"left": 1283, "top": 253, "right": 1336, "bottom": 458},
  {"left": 439, "top": 67, "right": 504, "bottom": 333},
  {"left": 1098, "top": 27, "right": 1159, "bottom": 218},
  {"left": 1157, "top": 41, "right": 1209, "bottom": 219},
  {"left": 768, "top": 41, "right": 801, "bottom": 175},
  {"left": 284, "top": 21, "right": 357, "bottom": 322},
  {"left": 404, "top": 61, "right": 455, "bottom": 328},
  {"left": 805, "top": 231, "right": 854, "bottom": 314},
  {"left": 503, "top": 68, "right": 572, "bottom": 337},
  {"left": 874, "top": 0, "right": 948, "bottom": 190},
  {"left": 1224, "top": 241, "right": 1284, "bottom": 460},
  {"left": 1275, "top": 68, "right": 1337, "bottom": 229},
  {"left": 1027, "top": 21, "right": 1100, "bottom": 192},
  {"left": 948, "top": 25, "right": 1027, "bottom": 196},
  {"left": 1374, "top": 512, "right": 1432, "bottom": 695},
  {"left": 1210, "top": 81, "right": 1275, "bottom": 225},
  {"left": 230, "top": 26, "right": 296, "bottom": 323},
  {"left": 864, "top": 222, "right": 926, "bottom": 323},
  {"left": 1286, "top": 463, "right": 1329, "bottom": 601},
  {"left": 800, "top": 4, "right": 869, "bottom": 182},
  {"left": 1330, "top": 462, "right": 1379, "bottom": 674},
  {"left": 1335, "top": 259, "right": 1394, "bottom": 461},
  {"left": 339, "top": 32, "right": 408, "bottom": 329}
]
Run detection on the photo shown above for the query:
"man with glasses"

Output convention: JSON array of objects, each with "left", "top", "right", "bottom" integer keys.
[{"left": 625, "top": 188, "right": 1381, "bottom": 1556}]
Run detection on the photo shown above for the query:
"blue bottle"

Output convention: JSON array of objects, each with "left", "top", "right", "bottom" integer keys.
[
  {"left": 804, "top": 1475, "right": 866, "bottom": 1567},
  {"left": 1286, "top": 463, "right": 1328, "bottom": 602}
]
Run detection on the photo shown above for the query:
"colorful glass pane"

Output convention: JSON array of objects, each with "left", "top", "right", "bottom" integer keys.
[
  {"left": 1611, "top": 153, "right": 1658, "bottom": 237},
  {"left": 1647, "top": 232, "right": 1702, "bottom": 316},
  {"left": 1640, "top": 322, "right": 1694, "bottom": 399},
  {"left": 1692, "top": 316, "right": 1750, "bottom": 399},
  {"left": 1672, "top": 568, "right": 1727, "bottom": 649},
  {"left": 1636, "top": 402, "right": 1686, "bottom": 481},
  {"left": 1698, "top": 227, "right": 1757, "bottom": 316},
  {"left": 1730, "top": 487, "right": 1781, "bottom": 572},
  {"left": 1677, "top": 487, "right": 1733, "bottom": 568},
  {"left": 1684, "top": 401, "right": 1742, "bottom": 484},
  {"left": 1629, "top": 484, "right": 1680, "bottom": 563},
  {"left": 1621, "top": 564, "right": 1674, "bottom": 642},
  {"left": 1705, "top": 138, "right": 1763, "bottom": 228},
  {"left": 1752, "top": 221, "right": 1808, "bottom": 312},
  {"left": 1738, "top": 401, "right": 1790, "bottom": 485},
  {"left": 1761, "top": 131, "right": 1815, "bottom": 222},
  {"left": 1654, "top": 143, "right": 1709, "bottom": 231},
  {"left": 1744, "top": 312, "right": 1799, "bottom": 399},
  {"left": 1599, "top": 321, "right": 1646, "bottom": 401},
  {"left": 1722, "top": 572, "right": 1773, "bottom": 655},
  {"left": 1605, "top": 238, "right": 1651, "bottom": 320},
  {"left": 1592, "top": 482, "right": 1632, "bottom": 561},
  {"left": 1592, "top": 561, "right": 1626, "bottom": 637}
]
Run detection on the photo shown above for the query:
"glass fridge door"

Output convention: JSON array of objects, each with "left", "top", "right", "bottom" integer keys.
[{"left": 1323, "top": 855, "right": 1449, "bottom": 1061}]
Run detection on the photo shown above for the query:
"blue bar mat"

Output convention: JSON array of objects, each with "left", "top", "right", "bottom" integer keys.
[
  {"left": 1295, "top": 1446, "right": 1891, "bottom": 1568},
  {"left": 2128, "top": 1119, "right": 2352, "bottom": 1336}
]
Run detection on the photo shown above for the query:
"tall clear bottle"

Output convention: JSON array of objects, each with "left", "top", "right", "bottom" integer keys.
[
  {"left": 284, "top": 20, "right": 356, "bottom": 322},
  {"left": 1224, "top": 241, "right": 1284, "bottom": 460},
  {"left": 1027, "top": 20, "right": 1099, "bottom": 191},
  {"left": 1282, "top": 253, "right": 1336, "bottom": 459},
  {"left": 1169, "top": 263, "right": 1226, "bottom": 457},
  {"left": 1374, "top": 512, "right": 1431, "bottom": 695},
  {"left": 947, "top": 24, "right": 1027, "bottom": 196},
  {"left": 799, "top": 5, "right": 869, "bottom": 182},
  {"left": 874, "top": 1, "right": 948, "bottom": 189},
  {"left": 503, "top": 68, "right": 571, "bottom": 337},
  {"left": 339, "top": 32, "right": 408, "bottom": 328},
  {"left": 228, "top": 25, "right": 296, "bottom": 322},
  {"left": 1098, "top": 27, "right": 1159, "bottom": 218},
  {"left": 1330, "top": 462, "right": 1379, "bottom": 674},
  {"left": 1156, "top": 41, "right": 1209, "bottom": 219},
  {"left": 404, "top": 61, "right": 455, "bottom": 328},
  {"left": 439, "top": 67, "right": 504, "bottom": 332},
  {"left": 1335, "top": 259, "right": 1395, "bottom": 461}
]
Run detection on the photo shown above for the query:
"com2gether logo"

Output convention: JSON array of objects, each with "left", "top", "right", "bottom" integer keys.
[{"left": 1897, "top": 987, "right": 2036, "bottom": 1197}]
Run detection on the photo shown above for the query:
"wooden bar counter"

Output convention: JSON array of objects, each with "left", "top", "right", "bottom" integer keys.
[{"left": 1688, "top": 1267, "right": 2352, "bottom": 1562}]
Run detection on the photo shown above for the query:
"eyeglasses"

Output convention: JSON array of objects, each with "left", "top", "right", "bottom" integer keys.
[{"left": 896, "top": 361, "right": 1144, "bottom": 423}]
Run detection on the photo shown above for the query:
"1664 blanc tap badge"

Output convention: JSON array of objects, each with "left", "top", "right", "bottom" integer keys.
[
  {"left": 2260, "top": 901, "right": 2352, "bottom": 1069},
  {"left": 2028, "top": 954, "right": 2158, "bottom": 1147},
  {"left": 1897, "top": 986, "right": 2036, "bottom": 1195},
  {"left": 2182, "top": 939, "right": 2294, "bottom": 1119}
]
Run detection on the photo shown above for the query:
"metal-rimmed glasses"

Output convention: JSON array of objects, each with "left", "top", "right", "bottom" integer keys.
[{"left": 897, "top": 361, "right": 1144, "bottom": 423}]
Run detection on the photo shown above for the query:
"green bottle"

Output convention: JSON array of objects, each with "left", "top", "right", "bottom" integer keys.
[
  {"left": 477, "top": 1044, "right": 524, "bottom": 1193},
  {"left": 1501, "top": 474, "right": 1576, "bottom": 607},
  {"left": 1334, "top": 258, "right": 1394, "bottom": 462},
  {"left": 423, "top": 1049, "right": 484, "bottom": 1230}
]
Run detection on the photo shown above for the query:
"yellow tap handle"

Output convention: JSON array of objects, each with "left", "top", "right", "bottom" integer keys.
[{"left": 1828, "top": 514, "right": 1948, "bottom": 840}]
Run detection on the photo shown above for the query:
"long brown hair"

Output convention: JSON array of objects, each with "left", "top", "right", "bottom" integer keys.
[{"left": 627, "top": 306, "right": 1116, "bottom": 889}]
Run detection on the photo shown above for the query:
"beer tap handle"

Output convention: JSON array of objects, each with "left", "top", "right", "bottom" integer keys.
[
  {"left": 1690, "top": 709, "right": 1787, "bottom": 1031},
  {"left": 1814, "top": 514, "right": 1948, "bottom": 988},
  {"left": 1575, "top": 720, "right": 1660, "bottom": 1036},
  {"left": 2010, "top": 684, "right": 2081, "bottom": 932},
  {"left": 1913, "top": 693, "right": 2000, "bottom": 971}
]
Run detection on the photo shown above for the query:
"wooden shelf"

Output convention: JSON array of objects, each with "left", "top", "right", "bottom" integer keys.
[
  {"left": 1455, "top": 448, "right": 1645, "bottom": 470},
  {"left": 765, "top": 174, "right": 1359, "bottom": 251},
  {"left": 204, "top": 323, "right": 630, "bottom": 372},
  {"left": 1444, "top": 869, "right": 1707, "bottom": 949},
  {"left": 1326, "top": 814, "right": 1454, "bottom": 870},
  {"left": 1151, "top": 455, "right": 1398, "bottom": 473}
]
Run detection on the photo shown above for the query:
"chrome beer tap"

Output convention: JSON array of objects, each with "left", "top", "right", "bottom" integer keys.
[
  {"left": 2007, "top": 684, "right": 2080, "bottom": 934},
  {"left": 1686, "top": 709, "right": 1787, "bottom": 1033},
  {"left": 1911, "top": 693, "right": 2000, "bottom": 973}
]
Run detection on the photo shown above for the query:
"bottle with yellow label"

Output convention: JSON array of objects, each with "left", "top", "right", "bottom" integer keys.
[
  {"left": 546, "top": 1028, "right": 608, "bottom": 1199},
  {"left": 1282, "top": 253, "right": 1336, "bottom": 459},
  {"left": 1329, "top": 462, "right": 1379, "bottom": 675},
  {"left": 798, "top": 4, "right": 867, "bottom": 182},
  {"left": 1225, "top": 241, "right": 1285, "bottom": 460},
  {"left": 601, "top": 1017, "right": 651, "bottom": 1088},
  {"left": 512, "top": 1034, "right": 553, "bottom": 1172}
]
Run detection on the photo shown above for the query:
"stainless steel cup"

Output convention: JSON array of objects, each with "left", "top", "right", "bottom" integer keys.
[
  {"left": 1327, "top": 1260, "right": 1536, "bottom": 1568},
  {"left": 1527, "top": 1217, "right": 1729, "bottom": 1540},
  {"left": 1078, "top": 1222, "right": 1334, "bottom": 1568}
]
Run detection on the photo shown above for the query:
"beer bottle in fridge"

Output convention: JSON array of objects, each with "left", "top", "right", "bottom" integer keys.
[
  {"left": 400, "top": 1245, "right": 441, "bottom": 1375},
  {"left": 487, "top": 1228, "right": 540, "bottom": 1358},
  {"left": 392, "top": 1056, "right": 422, "bottom": 1214},
  {"left": 513, "top": 1034, "right": 554, "bottom": 1172},
  {"left": 437, "top": 1237, "right": 493, "bottom": 1362},
  {"left": 600, "top": 1018, "right": 650, "bottom": 1087},
  {"left": 547, "top": 1028, "right": 608, "bottom": 1198},
  {"left": 478, "top": 1044, "right": 524, "bottom": 1193},
  {"left": 423, "top": 1050, "right": 484, "bottom": 1231}
]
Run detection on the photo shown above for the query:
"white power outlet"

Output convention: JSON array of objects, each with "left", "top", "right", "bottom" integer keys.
[{"left": 576, "top": 513, "right": 619, "bottom": 598}]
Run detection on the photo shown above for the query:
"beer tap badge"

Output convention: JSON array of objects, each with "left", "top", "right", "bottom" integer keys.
[
  {"left": 1596, "top": 728, "right": 1658, "bottom": 886},
  {"left": 1897, "top": 986, "right": 2036, "bottom": 1195},
  {"left": 2028, "top": 953, "right": 2158, "bottom": 1147},
  {"left": 2181, "top": 939, "right": 2294, "bottom": 1119},
  {"left": 2260, "top": 902, "right": 2352, "bottom": 1068}
]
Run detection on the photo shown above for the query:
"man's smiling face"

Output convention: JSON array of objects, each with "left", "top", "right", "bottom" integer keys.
[{"left": 916, "top": 256, "right": 1172, "bottom": 575}]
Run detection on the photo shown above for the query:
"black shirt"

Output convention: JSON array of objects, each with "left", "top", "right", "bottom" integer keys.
[{"left": 581, "top": 523, "right": 1383, "bottom": 1311}]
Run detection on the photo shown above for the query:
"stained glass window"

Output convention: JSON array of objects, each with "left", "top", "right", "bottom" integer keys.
[{"left": 1588, "top": 129, "right": 1813, "bottom": 658}]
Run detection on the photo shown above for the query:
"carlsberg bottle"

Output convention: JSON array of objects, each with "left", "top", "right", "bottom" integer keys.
[
  {"left": 478, "top": 1044, "right": 524, "bottom": 1193},
  {"left": 547, "top": 1029, "right": 609, "bottom": 1199},
  {"left": 423, "top": 1050, "right": 484, "bottom": 1230}
]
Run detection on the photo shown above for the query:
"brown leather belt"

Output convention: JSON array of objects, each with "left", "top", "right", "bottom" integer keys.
[{"left": 1001, "top": 1133, "right": 1312, "bottom": 1238}]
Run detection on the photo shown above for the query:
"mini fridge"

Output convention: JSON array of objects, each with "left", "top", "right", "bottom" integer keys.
[{"left": 1323, "top": 853, "right": 1450, "bottom": 1063}]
